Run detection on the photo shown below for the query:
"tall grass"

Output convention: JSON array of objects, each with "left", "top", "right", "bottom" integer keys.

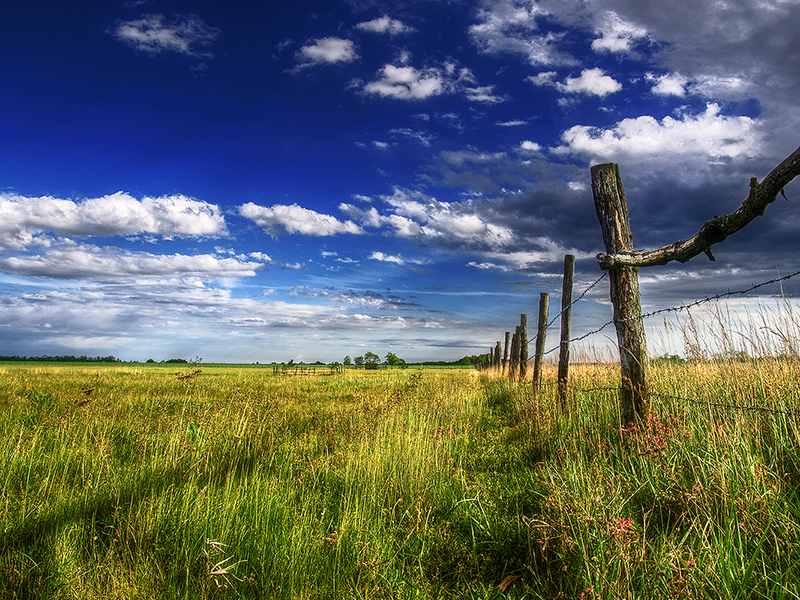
[{"left": 2, "top": 354, "right": 800, "bottom": 598}]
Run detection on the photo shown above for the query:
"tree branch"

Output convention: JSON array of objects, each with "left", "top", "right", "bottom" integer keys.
[{"left": 597, "top": 145, "right": 800, "bottom": 269}]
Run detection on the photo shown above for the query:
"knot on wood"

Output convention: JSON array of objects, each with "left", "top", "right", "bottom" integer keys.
[
  {"left": 597, "top": 252, "right": 615, "bottom": 269},
  {"left": 699, "top": 216, "right": 727, "bottom": 245}
]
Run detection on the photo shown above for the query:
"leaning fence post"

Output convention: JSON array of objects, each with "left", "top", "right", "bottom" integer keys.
[
  {"left": 532, "top": 293, "right": 549, "bottom": 393},
  {"left": 558, "top": 254, "right": 575, "bottom": 412},
  {"left": 494, "top": 341, "right": 502, "bottom": 372},
  {"left": 518, "top": 314, "right": 528, "bottom": 381},
  {"left": 591, "top": 163, "right": 650, "bottom": 423}
]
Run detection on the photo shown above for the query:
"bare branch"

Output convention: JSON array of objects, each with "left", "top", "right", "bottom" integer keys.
[{"left": 597, "top": 145, "right": 800, "bottom": 269}]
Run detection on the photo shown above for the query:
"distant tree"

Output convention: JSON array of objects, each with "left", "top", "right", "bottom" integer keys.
[
  {"left": 354, "top": 355, "right": 364, "bottom": 366},
  {"left": 364, "top": 352, "right": 380, "bottom": 366},
  {"left": 146, "top": 358, "right": 156, "bottom": 363},
  {"left": 385, "top": 352, "right": 406, "bottom": 366},
  {"left": 343, "top": 355, "right": 352, "bottom": 366}
]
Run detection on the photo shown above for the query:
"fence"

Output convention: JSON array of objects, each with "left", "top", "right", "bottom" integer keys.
[
  {"left": 485, "top": 260, "right": 800, "bottom": 381},
  {"left": 484, "top": 144, "right": 800, "bottom": 422}
]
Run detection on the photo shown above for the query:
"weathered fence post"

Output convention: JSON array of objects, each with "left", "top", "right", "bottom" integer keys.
[
  {"left": 592, "top": 163, "right": 650, "bottom": 423},
  {"left": 532, "top": 293, "right": 549, "bottom": 393},
  {"left": 503, "top": 331, "right": 510, "bottom": 375},
  {"left": 558, "top": 254, "right": 575, "bottom": 412},
  {"left": 494, "top": 341, "right": 502, "bottom": 372},
  {"left": 518, "top": 314, "right": 528, "bottom": 381},
  {"left": 510, "top": 327, "right": 519, "bottom": 380}
]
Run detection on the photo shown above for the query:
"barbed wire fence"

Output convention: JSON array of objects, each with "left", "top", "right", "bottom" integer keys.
[
  {"left": 486, "top": 263, "right": 800, "bottom": 417},
  {"left": 539, "top": 266, "right": 800, "bottom": 357}
]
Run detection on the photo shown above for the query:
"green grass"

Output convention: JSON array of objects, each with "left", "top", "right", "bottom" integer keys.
[{"left": 1, "top": 361, "right": 799, "bottom": 598}]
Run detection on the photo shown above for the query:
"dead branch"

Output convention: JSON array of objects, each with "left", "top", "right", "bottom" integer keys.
[{"left": 597, "top": 145, "right": 800, "bottom": 269}]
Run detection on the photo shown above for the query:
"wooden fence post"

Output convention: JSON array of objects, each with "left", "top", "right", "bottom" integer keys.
[
  {"left": 518, "top": 314, "right": 528, "bottom": 381},
  {"left": 558, "top": 254, "right": 575, "bottom": 412},
  {"left": 494, "top": 341, "right": 502, "bottom": 371},
  {"left": 532, "top": 293, "right": 549, "bottom": 392},
  {"left": 591, "top": 163, "right": 650, "bottom": 423},
  {"left": 503, "top": 331, "right": 510, "bottom": 375},
  {"left": 510, "top": 327, "right": 519, "bottom": 380}
]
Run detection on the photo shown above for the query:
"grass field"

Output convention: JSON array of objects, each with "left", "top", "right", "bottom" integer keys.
[{"left": 1, "top": 360, "right": 799, "bottom": 599}]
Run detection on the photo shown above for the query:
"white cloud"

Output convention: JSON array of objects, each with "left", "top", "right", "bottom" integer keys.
[
  {"left": 111, "top": 13, "right": 220, "bottom": 58},
  {"left": 389, "top": 128, "right": 435, "bottom": 146},
  {"left": 497, "top": 120, "right": 527, "bottom": 127},
  {"left": 689, "top": 75, "right": 753, "bottom": 102},
  {"left": 239, "top": 203, "right": 364, "bottom": 236},
  {"left": 464, "top": 85, "right": 506, "bottom": 103},
  {"left": 591, "top": 11, "right": 648, "bottom": 53},
  {"left": 338, "top": 203, "right": 383, "bottom": 228},
  {"left": 359, "top": 61, "right": 493, "bottom": 103},
  {"left": 528, "top": 71, "right": 556, "bottom": 86},
  {"left": 295, "top": 37, "right": 357, "bottom": 67},
  {"left": 519, "top": 140, "right": 542, "bottom": 153},
  {"left": 647, "top": 72, "right": 688, "bottom": 97},
  {"left": 363, "top": 64, "right": 446, "bottom": 100},
  {"left": 473, "top": 238, "right": 594, "bottom": 271},
  {"left": 468, "top": 0, "right": 570, "bottom": 66},
  {"left": 553, "top": 103, "right": 761, "bottom": 163},
  {"left": 290, "top": 286, "right": 419, "bottom": 309},
  {"left": 557, "top": 68, "right": 622, "bottom": 97},
  {"left": 0, "top": 241, "right": 263, "bottom": 280},
  {"left": 369, "top": 251, "right": 405, "bottom": 265},
  {"left": 381, "top": 188, "right": 515, "bottom": 246},
  {"left": 355, "top": 16, "right": 415, "bottom": 36},
  {"left": 0, "top": 192, "right": 228, "bottom": 250}
]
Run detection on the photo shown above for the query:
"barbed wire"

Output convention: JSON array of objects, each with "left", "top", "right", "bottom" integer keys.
[
  {"left": 546, "top": 271, "right": 608, "bottom": 329},
  {"left": 499, "top": 379, "right": 800, "bottom": 418},
  {"left": 520, "top": 272, "right": 609, "bottom": 354},
  {"left": 648, "top": 391, "right": 800, "bottom": 417},
  {"left": 618, "top": 267, "right": 800, "bottom": 325},
  {"left": 533, "top": 267, "right": 800, "bottom": 356}
]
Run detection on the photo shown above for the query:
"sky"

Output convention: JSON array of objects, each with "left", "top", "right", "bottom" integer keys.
[{"left": 0, "top": 0, "right": 799, "bottom": 364}]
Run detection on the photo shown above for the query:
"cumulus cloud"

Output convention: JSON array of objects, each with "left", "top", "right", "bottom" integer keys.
[
  {"left": 355, "top": 16, "right": 415, "bottom": 35},
  {"left": 561, "top": 68, "right": 622, "bottom": 96},
  {"left": 295, "top": 37, "right": 358, "bottom": 68},
  {"left": 341, "top": 188, "right": 520, "bottom": 251},
  {"left": 647, "top": 72, "right": 688, "bottom": 96},
  {"left": 591, "top": 11, "right": 648, "bottom": 53},
  {"left": 0, "top": 192, "right": 228, "bottom": 250},
  {"left": 519, "top": 140, "right": 542, "bottom": 153},
  {"left": 468, "top": 0, "right": 570, "bottom": 66},
  {"left": 238, "top": 202, "right": 364, "bottom": 236},
  {"left": 361, "top": 61, "right": 493, "bottom": 102},
  {"left": 370, "top": 251, "right": 405, "bottom": 264},
  {"left": 0, "top": 241, "right": 263, "bottom": 280},
  {"left": 553, "top": 103, "right": 761, "bottom": 163},
  {"left": 363, "top": 64, "right": 446, "bottom": 100},
  {"left": 111, "top": 13, "right": 220, "bottom": 58},
  {"left": 381, "top": 188, "right": 515, "bottom": 247},
  {"left": 475, "top": 238, "right": 594, "bottom": 271}
]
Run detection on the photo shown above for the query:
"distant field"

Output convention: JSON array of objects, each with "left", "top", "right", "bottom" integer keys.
[{"left": 2, "top": 361, "right": 799, "bottom": 598}]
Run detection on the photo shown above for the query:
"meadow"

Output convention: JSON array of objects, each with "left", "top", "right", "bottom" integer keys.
[{"left": 1, "top": 358, "right": 799, "bottom": 599}]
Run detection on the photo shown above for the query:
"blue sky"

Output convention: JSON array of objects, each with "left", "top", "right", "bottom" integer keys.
[{"left": 1, "top": 0, "right": 798, "bottom": 363}]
